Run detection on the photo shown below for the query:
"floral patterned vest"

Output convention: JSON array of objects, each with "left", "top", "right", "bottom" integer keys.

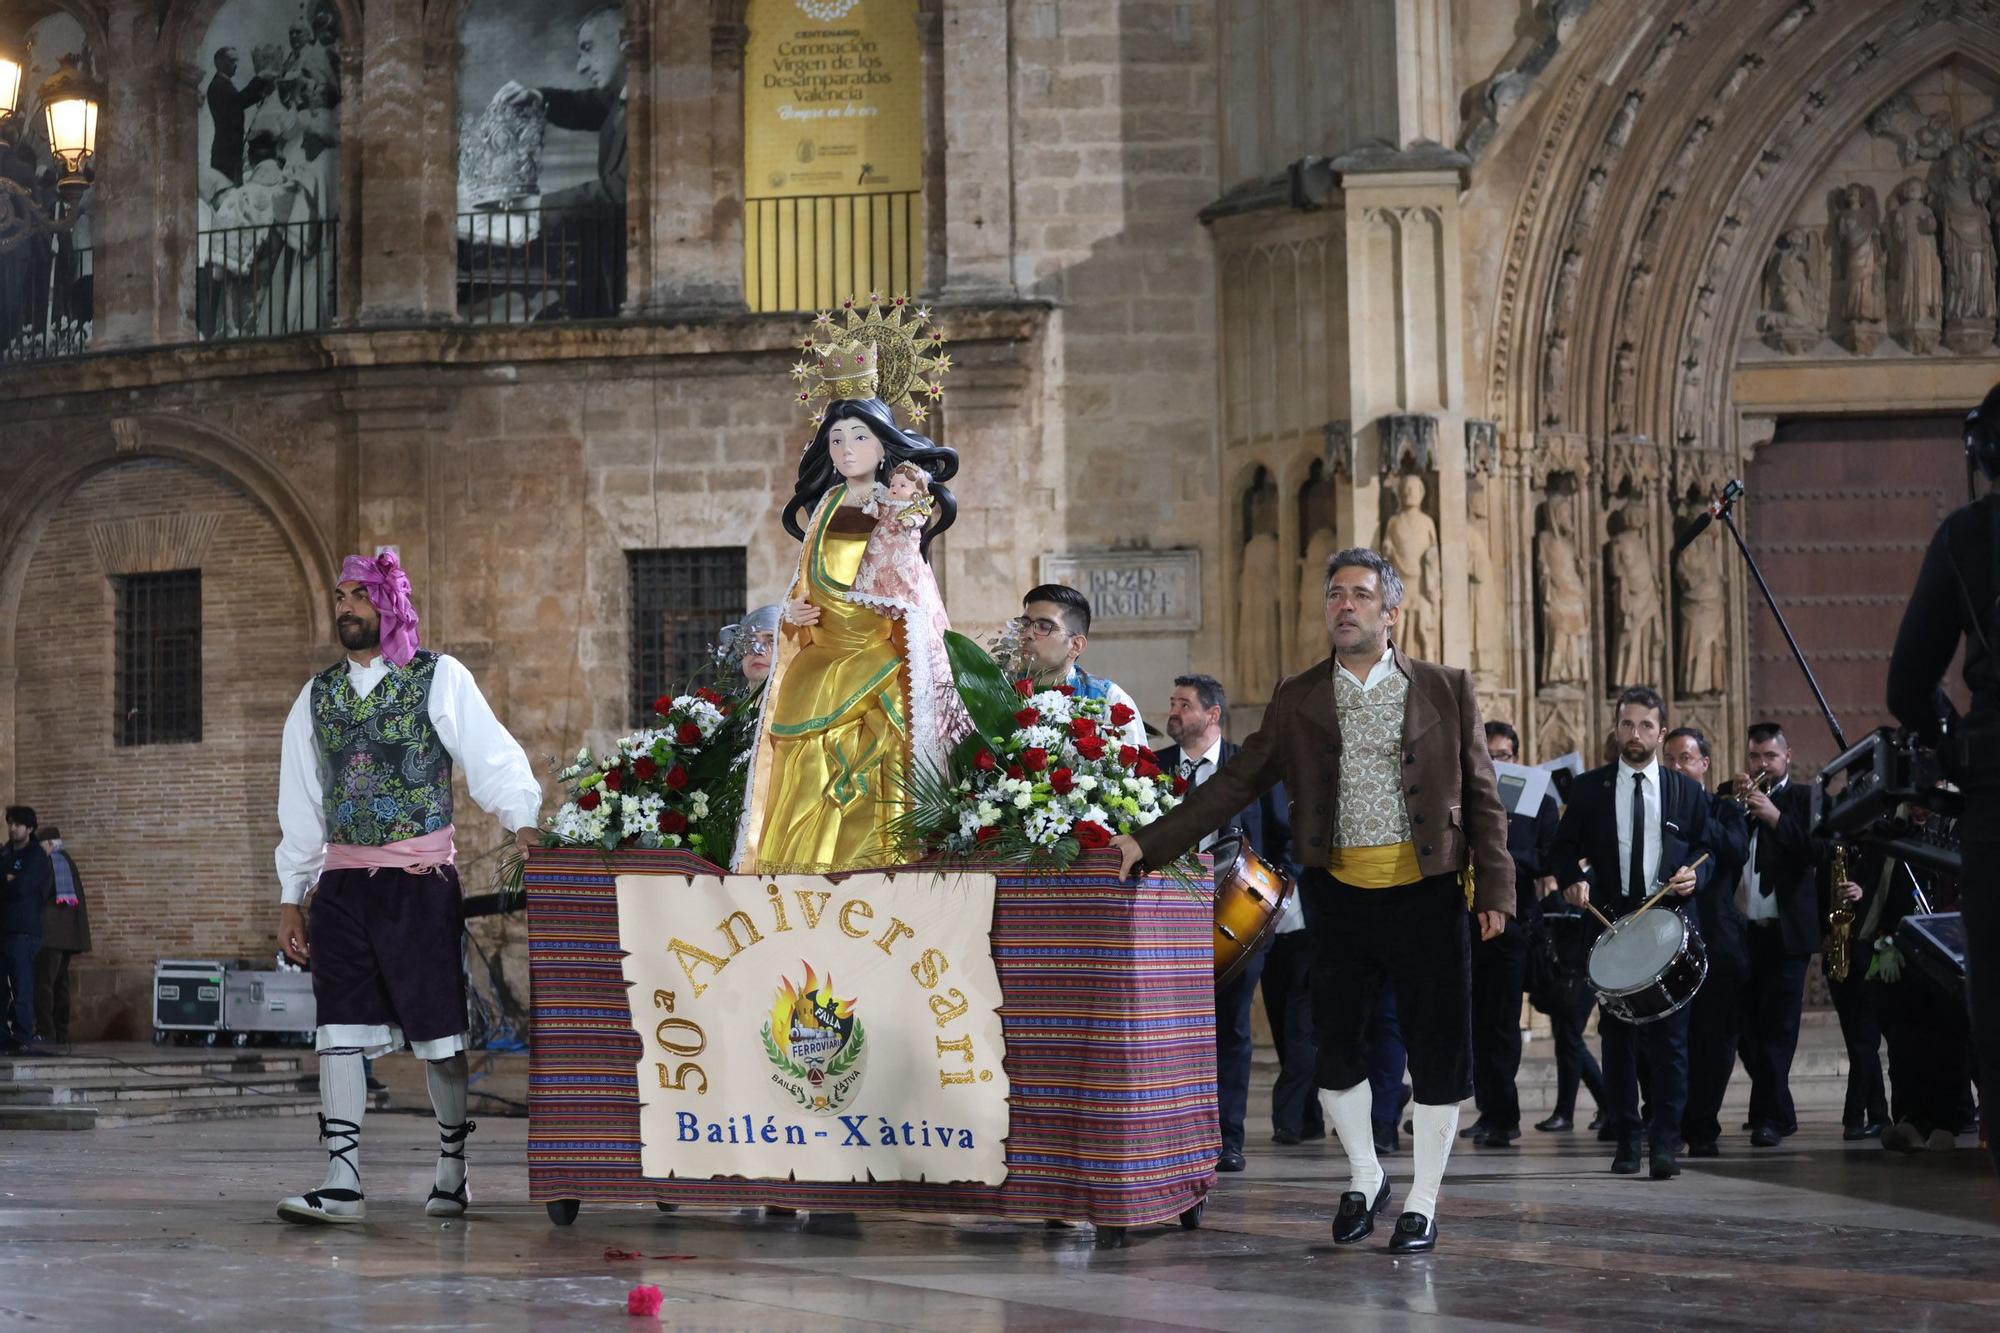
[{"left": 311, "top": 651, "right": 453, "bottom": 847}]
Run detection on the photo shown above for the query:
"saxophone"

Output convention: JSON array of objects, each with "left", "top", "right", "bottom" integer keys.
[{"left": 1826, "top": 842, "right": 1854, "bottom": 982}]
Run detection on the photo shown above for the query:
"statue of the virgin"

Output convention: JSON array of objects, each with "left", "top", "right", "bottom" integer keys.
[{"left": 733, "top": 300, "right": 967, "bottom": 874}]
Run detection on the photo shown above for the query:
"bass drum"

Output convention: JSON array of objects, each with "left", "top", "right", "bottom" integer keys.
[
  {"left": 1213, "top": 839, "right": 1296, "bottom": 985},
  {"left": 1586, "top": 907, "right": 1708, "bottom": 1025}
]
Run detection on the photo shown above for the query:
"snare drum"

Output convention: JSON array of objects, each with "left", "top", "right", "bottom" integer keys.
[
  {"left": 1586, "top": 908, "right": 1708, "bottom": 1025},
  {"left": 1213, "top": 842, "right": 1296, "bottom": 985}
]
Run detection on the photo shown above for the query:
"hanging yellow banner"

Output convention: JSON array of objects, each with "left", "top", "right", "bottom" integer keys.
[{"left": 743, "top": 0, "right": 924, "bottom": 200}]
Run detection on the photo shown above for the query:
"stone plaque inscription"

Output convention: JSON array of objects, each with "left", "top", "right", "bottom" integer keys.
[{"left": 1036, "top": 549, "right": 1201, "bottom": 632}]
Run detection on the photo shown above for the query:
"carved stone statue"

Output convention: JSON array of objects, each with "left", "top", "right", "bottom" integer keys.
[
  {"left": 1236, "top": 484, "right": 1282, "bottom": 701},
  {"left": 1541, "top": 330, "right": 1569, "bottom": 425},
  {"left": 1382, "top": 474, "right": 1440, "bottom": 662},
  {"left": 1834, "top": 182, "right": 1886, "bottom": 355},
  {"left": 1759, "top": 227, "right": 1826, "bottom": 354},
  {"left": 1939, "top": 145, "right": 1997, "bottom": 354},
  {"left": 1887, "top": 177, "right": 1944, "bottom": 354},
  {"left": 1536, "top": 492, "right": 1590, "bottom": 687},
  {"left": 1866, "top": 92, "right": 1955, "bottom": 166},
  {"left": 1297, "top": 524, "right": 1340, "bottom": 669},
  {"left": 1466, "top": 481, "right": 1505, "bottom": 677},
  {"left": 1675, "top": 351, "right": 1705, "bottom": 445},
  {"left": 1674, "top": 504, "right": 1727, "bottom": 696},
  {"left": 1611, "top": 342, "right": 1637, "bottom": 431},
  {"left": 1608, "top": 504, "right": 1663, "bottom": 691},
  {"left": 1606, "top": 92, "right": 1644, "bottom": 151},
  {"left": 1552, "top": 247, "right": 1583, "bottom": 325}
]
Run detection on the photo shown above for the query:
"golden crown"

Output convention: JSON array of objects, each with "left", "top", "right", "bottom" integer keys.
[{"left": 791, "top": 293, "right": 951, "bottom": 426}]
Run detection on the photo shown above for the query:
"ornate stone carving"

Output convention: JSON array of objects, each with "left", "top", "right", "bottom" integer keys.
[
  {"left": 1541, "top": 331, "right": 1569, "bottom": 427},
  {"left": 1673, "top": 117, "right": 1715, "bottom": 174},
  {"left": 1606, "top": 91, "right": 1644, "bottom": 151},
  {"left": 1674, "top": 500, "right": 1728, "bottom": 696},
  {"left": 1608, "top": 504, "right": 1663, "bottom": 692},
  {"left": 1236, "top": 475, "right": 1283, "bottom": 702},
  {"left": 1575, "top": 165, "right": 1609, "bottom": 230},
  {"left": 1939, "top": 145, "right": 1997, "bottom": 353},
  {"left": 1758, "top": 227, "right": 1827, "bottom": 353},
  {"left": 1536, "top": 489, "right": 1591, "bottom": 687},
  {"left": 1866, "top": 91, "right": 1954, "bottom": 165},
  {"left": 1887, "top": 177, "right": 1945, "bottom": 354},
  {"left": 1531, "top": 432, "right": 1592, "bottom": 489},
  {"left": 1611, "top": 342, "right": 1637, "bottom": 432},
  {"left": 1602, "top": 434, "right": 1661, "bottom": 497},
  {"left": 1466, "top": 419, "right": 1499, "bottom": 475},
  {"left": 1297, "top": 523, "right": 1340, "bottom": 669},
  {"left": 1322, "top": 419, "right": 1356, "bottom": 478},
  {"left": 1834, "top": 183, "right": 1886, "bottom": 354},
  {"left": 1714, "top": 54, "right": 1763, "bottom": 107},
  {"left": 1381, "top": 473, "right": 1440, "bottom": 662},
  {"left": 1675, "top": 349, "right": 1705, "bottom": 446},
  {"left": 1381, "top": 414, "right": 1438, "bottom": 475},
  {"left": 1552, "top": 247, "right": 1583, "bottom": 325},
  {"left": 1768, "top": 1, "right": 1817, "bottom": 44}
]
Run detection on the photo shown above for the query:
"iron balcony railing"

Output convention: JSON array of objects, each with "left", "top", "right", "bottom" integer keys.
[
  {"left": 196, "top": 218, "right": 339, "bottom": 341},
  {"left": 456, "top": 204, "right": 625, "bottom": 323},
  {"left": 0, "top": 235, "right": 92, "bottom": 363}
]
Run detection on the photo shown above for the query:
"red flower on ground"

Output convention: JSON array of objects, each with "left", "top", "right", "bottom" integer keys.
[
  {"left": 1073, "top": 821, "right": 1111, "bottom": 849},
  {"left": 1109, "top": 702, "right": 1136, "bottom": 727},
  {"left": 1022, "top": 747, "right": 1049, "bottom": 773},
  {"left": 632, "top": 757, "right": 658, "bottom": 781},
  {"left": 975, "top": 826, "right": 1001, "bottom": 845},
  {"left": 652, "top": 695, "right": 675, "bottom": 717},
  {"left": 665, "top": 764, "right": 689, "bottom": 790},
  {"left": 627, "top": 1284, "right": 665, "bottom": 1317},
  {"left": 578, "top": 791, "right": 602, "bottom": 811},
  {"left": 603, "top": 767, "right": 625, "bottom": 792},
  {"left": 1117, "top": 745, "right": 1139, "bottom": 768},
  {"left": 676, "top": 722, "right": 703, "bottom": 747},
  {"left": 1071, "top": 717, "right": 1098, "bottom": 740},
  {"left": 1049, "top": 767, "right": 1076, "bottom": 795},
  {"left": 1014, "top": 678, "right": 1035, "bottom": 697},
  {"left": 1074, "top": 735, "right": 1107, "bottom": 761},
  {"left": 1014, "top": 707, "right": 1040, "bottom": 727},
  {"left": 659, "top": 810, "right": 688, "bottom": 834},
  {"left": 1171, "top": 775, "right": 1190, "bottom": 796}
]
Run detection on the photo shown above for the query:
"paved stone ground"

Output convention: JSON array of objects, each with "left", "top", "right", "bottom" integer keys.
[{"left": 1, "top": 1021, "right": 1994, "bottom": 1331}]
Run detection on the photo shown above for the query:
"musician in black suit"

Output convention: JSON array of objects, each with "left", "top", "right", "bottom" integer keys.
[
  {"left": 1549, "top": 687, "right": 1713, "bottom": 1180},
  {"left": 1157, "top": 673, "right": 1296, "bottom": 1172},
  {"left": 1662, "top": 726, "right": 1753, "bottom": 1158},
  {"left": 1461, "top": 721, "right": 1556, "bottom": 1148},
  {"left": 1730, "top": 723, "right": 1820, "bottom": 1146},
  {"left": 1822, "top": 846, "right": 1888, "bottom": 1141}
]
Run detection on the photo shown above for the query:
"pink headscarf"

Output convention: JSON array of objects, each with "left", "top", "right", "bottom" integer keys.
[{"left": 338, "top": 550, "right": 422, "bottom": 668}]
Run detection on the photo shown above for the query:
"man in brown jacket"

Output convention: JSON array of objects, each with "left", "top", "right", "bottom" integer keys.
[{"left": 1112, "top": 547, "right": 1513, "bottom": 1254}]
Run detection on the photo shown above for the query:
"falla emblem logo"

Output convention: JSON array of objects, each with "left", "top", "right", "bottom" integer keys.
[{"left": 761, "top": 962, "right": 868, "bottom": 1114}]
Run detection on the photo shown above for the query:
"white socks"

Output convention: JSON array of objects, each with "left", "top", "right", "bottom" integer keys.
[
  {"left": 1318, "top": 1080, "right": 1383, "bottom": 1200},
  {"left": 317, "top": 1048, "right": 367, "bottom": 1196},
  {"left": 1404, "top": 1101, "right": 1460, "bottom": 1220},
  {"left": 426, "top": 1054, "right": 471, "bottom": 1198}
]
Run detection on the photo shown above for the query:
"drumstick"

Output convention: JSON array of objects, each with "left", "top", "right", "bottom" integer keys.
[
  {"left": 1634, "top": 852, "right": 1712, "bottom": 917},
  {"left": 1583, "top": 901, "right": 1614, "bottom": 929}
]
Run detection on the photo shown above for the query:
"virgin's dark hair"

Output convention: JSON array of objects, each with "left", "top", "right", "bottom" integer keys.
[{"left": 781, "top": 398, "right": 958, "bottom": 559}]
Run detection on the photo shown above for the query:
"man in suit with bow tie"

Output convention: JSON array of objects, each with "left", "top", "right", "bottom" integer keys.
[
  {"left": 1154, "top": 673, "right": 1302, "bottom": 1171},
  {"left": 1549, "top": 686, "right": 1714, "bottom": 1180},
  {"left": 1112, "top": 547, "right": 1514, "bottom": 1254}
]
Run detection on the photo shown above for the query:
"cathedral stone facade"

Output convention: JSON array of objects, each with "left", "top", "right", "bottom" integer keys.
[{"left": 3, "top": 0, "right": 1995, "bottom": 1037}]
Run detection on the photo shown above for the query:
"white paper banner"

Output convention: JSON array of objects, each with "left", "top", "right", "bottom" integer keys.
[{"left": 615, "top": 871, "right": 1010, "bottom": 1184}]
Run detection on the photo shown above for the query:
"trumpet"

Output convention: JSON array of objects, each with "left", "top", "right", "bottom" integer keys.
[
  {"left": 1728, "top": 769, "right": 1777, "bottom": 805},
  {"left": 1826, "top": 842, "right": 1854, "bottom": 982}
]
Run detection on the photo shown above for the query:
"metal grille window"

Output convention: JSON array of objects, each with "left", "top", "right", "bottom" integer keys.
[
  {"left": 114, "top": 570, "right": 203, "bottom": 746},
  {"left": 629, "top": 549, "right": 746, "bottom": 725}
]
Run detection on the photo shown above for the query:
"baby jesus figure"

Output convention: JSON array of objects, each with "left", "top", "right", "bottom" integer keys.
[{"left": 847, "top": 462, "right": 950, "bottom": 647}]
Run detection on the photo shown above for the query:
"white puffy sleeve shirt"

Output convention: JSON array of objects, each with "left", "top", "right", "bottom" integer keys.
[{"left": 275, "top": 654, "right": 544, "bottom": 905}]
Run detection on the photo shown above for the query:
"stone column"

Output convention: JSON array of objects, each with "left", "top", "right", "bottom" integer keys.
[
  {"left": 937, "top": 0, "right": 1015, "bottom": 299},
  {"left": 91, "top": 7, "right": 174, "bottom": 347},
  {"left": 352, "top": 0, "right": 449, "bottom": 322},
  {"left": 627, "top": 0, "right": 748, "bottom": 315},
  {"left": 1335, "top": 160, "right": 1469, "bottom": 664}
]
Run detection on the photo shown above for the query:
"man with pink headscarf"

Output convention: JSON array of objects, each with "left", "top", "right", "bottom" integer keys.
[{"left": 272, "top": 551, "right": 542, "bottom": 1225}]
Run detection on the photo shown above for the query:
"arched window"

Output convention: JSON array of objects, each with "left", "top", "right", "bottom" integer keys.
[
  {"left": 455, "top": 0, "right": 628, "bottom": 323},
  {"left": 194, "top": 0, "right": 343, "bottom": 340}
]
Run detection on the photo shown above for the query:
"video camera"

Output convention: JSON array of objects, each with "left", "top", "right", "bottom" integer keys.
[{"left": 1813, "top": 727, "right": 1962, "bottom": 875}]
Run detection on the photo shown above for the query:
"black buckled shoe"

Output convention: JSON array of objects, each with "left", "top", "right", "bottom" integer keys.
[
  {"left": 425, "top": 1119, "right": 477, "bottom": 1218},
  {"left": 1387, "top": 1211, "right": 1437, "bottom": 1253},
  {"left": 1332, "top": 1177, "right": 1392, "bottom": 1244}
]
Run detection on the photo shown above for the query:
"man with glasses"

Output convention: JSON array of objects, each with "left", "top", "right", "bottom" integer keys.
[{"left": 1014, "top": 585, "right": 1146, "bottom": 746}]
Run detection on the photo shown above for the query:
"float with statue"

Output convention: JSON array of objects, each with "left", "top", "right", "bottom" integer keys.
[{"left": 521, "top": 298, "right": 1230, "bottom": 1244}]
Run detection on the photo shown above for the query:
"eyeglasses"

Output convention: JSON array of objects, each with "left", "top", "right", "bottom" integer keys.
[{"left": 1015, "top": 616, "right": 1067, "bottom": 639}]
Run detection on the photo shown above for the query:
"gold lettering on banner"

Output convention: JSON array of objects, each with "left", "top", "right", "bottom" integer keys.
[
  {"left": 838, "top": 898, "right": 875, "bottom": 938},
  {"left": 765, "top": 883, "right": 793, "bottom": 932},
  {"left": 665, "top": 938, "right": 733, "bottom": 997},
  {"left": 719, "top": 909, "right": 765, "bottom": 957},
  {"left": 874, "top": 917, "right": 915, "bottom": 955},
  {"left": 793, "top": 888, "right": 832, "bottom": 929},
  {"left": 651, "top": 990, "right": 710, "bottom": 1095}
]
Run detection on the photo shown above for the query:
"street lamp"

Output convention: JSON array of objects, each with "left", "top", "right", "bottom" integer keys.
[
  {"left": 0, "top": 50, "right": 24, "bottom": 121},
  {"left": 38, "top": 55, "right": 99, "bottom": 203}
]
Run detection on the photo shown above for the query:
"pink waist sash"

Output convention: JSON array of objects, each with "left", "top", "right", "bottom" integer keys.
[{"left": 324, "top": 826, "right": 457, "bottom": 877}]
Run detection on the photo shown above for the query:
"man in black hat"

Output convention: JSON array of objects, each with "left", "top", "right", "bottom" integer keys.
[{"left": 2, "top": 806, "right": 53, "bottom": 1053}]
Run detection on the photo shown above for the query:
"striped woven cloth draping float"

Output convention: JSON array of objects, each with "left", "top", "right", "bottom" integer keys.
[{"left": 525, "top": 848, "right": 1218, "bottom": 1225}]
